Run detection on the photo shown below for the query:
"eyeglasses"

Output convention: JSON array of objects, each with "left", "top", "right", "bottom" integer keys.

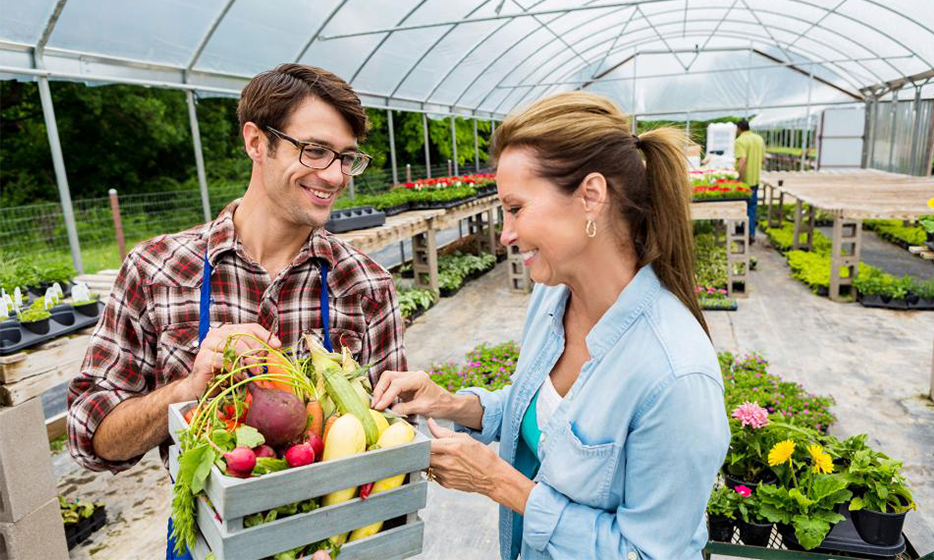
[{"left": 266, "top": 127, "right": 371, "bottom": 176}]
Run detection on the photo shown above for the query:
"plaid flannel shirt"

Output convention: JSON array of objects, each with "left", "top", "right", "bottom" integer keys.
[{"left": 67, "top": 200, "right": 407, "bottom": 473}]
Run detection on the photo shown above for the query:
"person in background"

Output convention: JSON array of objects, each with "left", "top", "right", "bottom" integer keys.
[{"left": 734, "top": 119, "right": 765, "bottom": 243}]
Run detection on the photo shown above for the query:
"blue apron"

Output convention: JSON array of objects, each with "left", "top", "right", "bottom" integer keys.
[{"left": 166, "top": 251, "right": 332, "bottom": 559}]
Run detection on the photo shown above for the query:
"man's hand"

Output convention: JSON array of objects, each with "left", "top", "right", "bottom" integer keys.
[{"left": 180, "top": 323, "right": 281, "bottom": 401}]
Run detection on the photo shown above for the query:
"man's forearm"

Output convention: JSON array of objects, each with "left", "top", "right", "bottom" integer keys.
[
  {"left": 92, "top": 378, "right": 190, "bottom": 461},
  {"left": 441, "top": 392, "right": 484, "bottom": 430}
]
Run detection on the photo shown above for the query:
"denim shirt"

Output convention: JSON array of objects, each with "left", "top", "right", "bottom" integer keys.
[{"left": 455, "top": 265, "right": 730, "bottom": 560}]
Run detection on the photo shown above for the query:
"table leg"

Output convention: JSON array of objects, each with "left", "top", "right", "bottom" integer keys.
[
  {"left": 412, "top": 229, "right": 439, "bottom": 295},
  {"left": 829, "top": 217, "right": 861, "bottom": 302}
]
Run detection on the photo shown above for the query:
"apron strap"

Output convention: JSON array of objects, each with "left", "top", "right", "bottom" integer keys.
[
  {"left": 198, "top": 250, "right": 212, "bottom": 345},
  {"left": 319, "top": 260, "right": 333, "bottom": 353}
]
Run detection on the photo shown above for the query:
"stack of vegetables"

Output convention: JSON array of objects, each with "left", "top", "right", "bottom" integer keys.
[{"left": 170, "top": 334, "right": 419, "bottom": 558}]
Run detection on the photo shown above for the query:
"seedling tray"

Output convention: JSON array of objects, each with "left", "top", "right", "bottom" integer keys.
[
  {"left": 168, "top": 402, "right": 429, "bottom": 560},
  {"left": 326, "top": 206, "right": 386, "bottom": 234},
  {"left": 693, "top": 196, "right": 753, "bottom": 203},
  {"left": 0, "top": 301, "right": 103, "bottom": 356},
  {"left": 65, "top": 505, "right": 107, "bottom": 550}
]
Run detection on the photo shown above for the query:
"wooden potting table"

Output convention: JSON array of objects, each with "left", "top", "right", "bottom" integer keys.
[
  {"left": 334, "top": 195, "right": 503, "bottom": 295},
  {"left": 760, "top": 169, "right": 934, "bottom": 301},
  {"left": 690, "top": 201, "right": 750, "bottom": 297}
]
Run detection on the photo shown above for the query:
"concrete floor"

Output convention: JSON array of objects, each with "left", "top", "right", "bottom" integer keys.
[{"left": 58, "top": 238, "right": 934, "bottom": 559}]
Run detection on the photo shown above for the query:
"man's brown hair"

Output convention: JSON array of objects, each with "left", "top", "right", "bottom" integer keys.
[{"left": 237, "top": 63, "right": 368, "bottom": 153}]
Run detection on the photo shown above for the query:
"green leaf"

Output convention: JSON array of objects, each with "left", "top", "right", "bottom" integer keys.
[
  {"left": 849, "top": 496, "right": 865, "bottom": 511},
  {"left": 177, "top": 444, "right": 209, "bottom": 488},
  {"left": 235, "top": 425, "right": 265, "bottom": 449},
  {"left": 191, "top": 448, "right": 216, "bottom": 495},
  {"left": 252, "top": 457, "right": 289, "bottom": 476},
  {"left": 758, "top": 503, "right": 792, "bottom": 525},
  {"left": 210, "top": 429, "right": 235, "bottom": 452},
  {"left": 792, "top": 515, "right": 831, "bottom": 550}
]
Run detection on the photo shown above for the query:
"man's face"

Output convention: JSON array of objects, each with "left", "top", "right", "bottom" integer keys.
[{"left": 260, "top": 96, "right": 356, "bottom": 229}]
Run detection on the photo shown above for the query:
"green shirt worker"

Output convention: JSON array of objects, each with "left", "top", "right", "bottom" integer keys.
[{"left": 734, "top": 120, "right": 764, "bottom": 242}]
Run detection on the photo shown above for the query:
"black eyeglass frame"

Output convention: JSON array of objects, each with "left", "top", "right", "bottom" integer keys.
[{"left": 265, "top": 126, "right": 371, "bottom": 176}]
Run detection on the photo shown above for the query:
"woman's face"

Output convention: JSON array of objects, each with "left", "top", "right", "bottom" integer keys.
[{"left": 496, "top": 147, "right": 590, "bottom": 287}]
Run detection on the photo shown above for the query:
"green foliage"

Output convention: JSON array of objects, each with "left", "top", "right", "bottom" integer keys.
[
  {"left": 429, "top": 340, "right": 520, "bottom": 393},
  {"left": 437, "top": 251, "right": 496, "bottom": 292},
  {"left": 395, "top": 284, "right": 437, "bottom": 319},
  {"left": 761, "top": 222, "right": 832, "bottom": 255},
  {"left": 694, "top": 232, "right": 727, "bottom": 288},
  {"left": 852, "top": 265, "right": 916, "bottom": 299},
  {"left": 18, "top": 305, "right": 51, "bottom": 322},
  {"left": 838, "top": 440, "right": 916, "bottom": 514},
  {"left": 919, "top": 215, "right": 934, "bottom": 234},
  {"left": 59, "top": 495, "right": 101, "bottom": 525},
  {"left": 707, "top": 484, "right": 738, "bottom": 519},
  {"left": 756, "top": 475, "right": 852, "bottom": 549},
  {"left": 864, "top": 220, "right": 926, "bottom": 247}
]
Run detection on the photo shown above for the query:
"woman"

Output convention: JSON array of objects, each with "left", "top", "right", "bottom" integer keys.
[{"left": 372, "top": 92, "right": 729, "bottom": 559}]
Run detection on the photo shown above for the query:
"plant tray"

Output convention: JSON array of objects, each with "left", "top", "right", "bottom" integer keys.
[
  {"left": 326, "top": 206, "right": 386, "bottom": 234},
  {"left": 167, "top": 402, "right": 429, "bottom": 560},
  {"left": 65, "top": 505, "right": 107, "bottom": 550},
  {"left": 381, "top": 203, "right": 412, "bottom": 217},
  {"left": 858, "top": 294, "right": 909, "bottom": 310},
  {"left": 705, "top": 508, "right": 915, "bottom": 559},
  {"left": 692, "top": 196, "right": 753, "bottom": 203},
  {"left": 699, "top": 298, "right": 738, "bottom": 311},
  {"left": 0, "top": 301, "right": 104, "bottom": 356}
]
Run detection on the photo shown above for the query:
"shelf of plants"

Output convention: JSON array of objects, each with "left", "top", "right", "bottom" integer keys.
[
  {"left": 333, "top": 174, "right": 496, "bottom": 216},
  {"left": 760, "top": 221, "right": 934, "bottom": 309},
  {"left": 691, "top": 169, "right": 753, "bottom": 202},
  {"left": 167, "top": 335, "right": 429, "bottom": 560},
  {"left": 707, "top": 354, "right": 919, "bottom": 558},
  {"left": 0, "top": 283, "right": 103, "bottom": 355}
]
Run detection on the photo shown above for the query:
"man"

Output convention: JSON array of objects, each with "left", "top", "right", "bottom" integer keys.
[
  {"left": 734, "top": 119, "right": 765, "bottom": 242},
  {"left": 66, "top": 64, "right": 406, "bottom": 557}
]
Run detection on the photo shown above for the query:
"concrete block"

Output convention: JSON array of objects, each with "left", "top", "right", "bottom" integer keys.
[
  {"left": 0, "top": 496, "right": 68, "bottom": 560},
  {"left": 0, "top": 399, "right": 57, "bottom": 523}
]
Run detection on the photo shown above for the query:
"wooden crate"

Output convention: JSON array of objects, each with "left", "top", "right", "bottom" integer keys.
[{"left": 167, "top": 402, "right": 429, "bottom": 560}]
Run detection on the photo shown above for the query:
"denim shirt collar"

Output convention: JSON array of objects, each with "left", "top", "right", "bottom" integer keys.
[{"left": 544, "top": 264, "right": 661, "bottom": 361}]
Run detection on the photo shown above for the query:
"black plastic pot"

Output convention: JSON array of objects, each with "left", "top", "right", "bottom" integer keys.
[
  {"left": 74, "top": 301, "right": 102, "bottom": 317},
  {"left": 739, "top": 519, "right": 773, "bottom": 546},
  {"left": 908, "top": 296, "right": 934, "bottom": 310},
  {"left": 851, "top": 507, "right": 907, "bottom": 546},
  {"left": 21, "top": 317, "right": 51, "bottom": 335},
  {"left": 721, "top": 468, "right": 774, "bottom": 492},
  {"left": 325, "top": 206, "right": 386, "bottom": 233},
  {"left": 707, "top": 514, "right": 734, "bottom": 542},
  {"left": 65, "top": 505, "right": 107, "bottom": 550}
]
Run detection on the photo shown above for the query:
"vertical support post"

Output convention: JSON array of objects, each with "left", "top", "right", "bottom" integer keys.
[
  {"left": 685, "top": 112, "right": 691, "bottom": 141},
  {"left": 387, "top": 109, "right": 398, "bottom": 185},
  {"left": 186, "top": 90, "right": 212, "bottom": 223},
  {"left": 412, "top": 228, "right": 439, "bottom": 295},
  {"left": 745, "top": 44, "right": 753, "bottom": 118},
  {"left": 348, "top": 177, "right": 355, "bottom": 199},
  {"left": 448, "top": 160, "right": 453, "bottom": 177},
  {"left": 423, "top": 113, "right": 431, "bottom": 178},
  {"left": 630, "top": 54, "right": 638, "bottom": 135},
  {"left": 399, "top": 241, "right": 406, "bottom": 267},
  {"left": 909, "top": 86, "right": 922, "bottom": 175},
  {"left": 801, "top": 65, "right": 814, "bottom": 171},
  {"left": 36, "top": 75, "right": 83, "bottom": 275},
  {"left": 451, "top": 116, "right": 459, "bottom": 176},
  {"left": 829, "top": 217, "right": 861, "bottom": 301},
  {"left": 507, "top": 244, "right": 532, "bottom": 293},
  {"left": 888, "top": 89, "right": 898, "bottom": 171},
  {"left": 791, "top": 200, "right": 811, "bottom": 250},
  {"left": 473, "top": 118, "right": 480, "bottom": 172},
  {"left": 726, "top": 217, "right": 749, "bottom": 297},
  {"left": 767, "top": 179, "right": 785, "bottom": 228},
  {"left": 491, "top": 120, "right": 496, "bottom": 136},
  {"left": 487, "top": 208, "right": 498, "bottom": 257},
  {"left": 865, "top": 96, "right": 877, "bottom": 168},
  {"left": 406, "top": 164, "right": 412, "bottom": 182},
  {"left": 109, "top": 189, "right": 127, "bottom": 261}
]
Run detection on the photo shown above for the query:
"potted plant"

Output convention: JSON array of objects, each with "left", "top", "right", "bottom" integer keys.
[
  {"left": 733, "top": 485, "right": 772, "bottom": 546},
  {"left": 722, "top": 402, "right": 777, "bottom": 489},
  {"left": 706, "top": 484, "right": 736, "bottom": 542},
  {"left": 843, "top": 446, "right": 915, "bottom": 546},
  {"left": 18, "top": 300, "right": 52, "bottom": 335},
  {"left": 756, "top": 440, "right": 852, "bottom": 550},
  {"left": 59, "top": 495, "right": 106, "bottom": 550},
  {"left": 919, "top": 203, "right": 934, "bottom": 251}
]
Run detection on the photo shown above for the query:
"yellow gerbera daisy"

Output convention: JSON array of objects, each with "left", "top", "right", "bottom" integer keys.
[
  {"left": 808, "top": 444, "right": 834, "bottom": 474},
  {"left": 928, "top": 196, "right": 934, "bottom": 209},
  {"left": 768, "top": 440, "right": 796, "bottom": 466}
]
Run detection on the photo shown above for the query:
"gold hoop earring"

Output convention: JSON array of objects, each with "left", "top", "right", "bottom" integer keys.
[{"left": 586, "top": 219, "right": 597, "bottom": 238}]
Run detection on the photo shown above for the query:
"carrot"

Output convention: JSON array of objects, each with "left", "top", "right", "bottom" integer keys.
[
  {"left": 323, "top": 415, "right": 339, "bottom": 445},
  {"left": 256, "top": 353, "right": 296, "bottom": 394},
  {"left": 306, "top": 400, "right": 324, "bottom": 439},
  {"left": 183, "top": 407, "right": 195, "bottom": 425}
]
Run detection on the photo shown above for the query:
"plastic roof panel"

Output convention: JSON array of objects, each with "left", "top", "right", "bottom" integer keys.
[{"left": 2, "top": 0, "right": 932, "bottom": 118}]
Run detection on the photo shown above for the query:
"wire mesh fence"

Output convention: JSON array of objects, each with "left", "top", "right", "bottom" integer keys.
[{"left": 0, "top": 159, "right": 489, "bottom": 272}]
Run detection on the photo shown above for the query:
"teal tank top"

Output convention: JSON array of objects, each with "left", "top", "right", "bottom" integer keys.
[{"left": 511, "top": 388, "right": 543, "bottom": 558}]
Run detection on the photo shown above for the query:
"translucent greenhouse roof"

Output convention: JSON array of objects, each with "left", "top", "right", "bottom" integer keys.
[{"left": 2, "top": 0, "right": 933, "bottom": 119}]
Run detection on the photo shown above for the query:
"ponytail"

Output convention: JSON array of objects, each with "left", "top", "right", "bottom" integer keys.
[{"left": 636, "top": 129, "right": 710, "bottom": 337}]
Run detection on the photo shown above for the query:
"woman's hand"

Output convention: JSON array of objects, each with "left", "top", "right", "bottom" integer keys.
[
  {"left": 370, "top": 370, "right": 450, "bottom": 417},
  {"left": 425, "top": 418, "right": 503, "bottom": 496}
]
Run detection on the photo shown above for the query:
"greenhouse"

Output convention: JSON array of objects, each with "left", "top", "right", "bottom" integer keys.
[{"left": 0, "top": 1, "right": 933, "bottom": 559}]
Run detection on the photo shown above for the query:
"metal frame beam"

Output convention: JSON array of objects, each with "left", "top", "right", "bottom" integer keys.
[
  {"left": 186, "top": 0, "right": 236, "bottom": 71},
  {"left": 293, "top": 0, "right": 350, "bottom": 63}
]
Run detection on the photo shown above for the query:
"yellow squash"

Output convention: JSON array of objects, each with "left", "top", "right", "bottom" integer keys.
[{"left": 348, "top": 421, "right": 417, "bottom": 542}]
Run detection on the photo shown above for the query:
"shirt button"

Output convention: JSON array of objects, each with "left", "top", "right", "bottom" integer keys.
[
  {"left": 539, "top": 434, "right": 545, "bottom": 446},
  {"left": 628, "top": 552, "right": 637, "bottom": 560}
]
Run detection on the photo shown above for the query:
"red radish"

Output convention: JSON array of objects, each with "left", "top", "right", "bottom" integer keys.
[
  {"left": 244, "top": 384, "right": 307, "bottom": 447},
  {"left": 284, "top": 443, "right": 315, "bottom": 467},
  {"left": 304, "top": 431, "right": 324, "bottom": 462},
  {"left": 223, "top": 447, "right": 257, "bottom": 478},
  {"left": 253, "top": 444, "right": 276, "bottom": 459}
]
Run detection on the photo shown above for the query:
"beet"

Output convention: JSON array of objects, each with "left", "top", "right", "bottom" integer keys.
[
  {"left": 254, "top": 444, "right": 276, "bottom": 459},
  {"left": 304, "top": 431, "right": 324, "bottom": 462},
  {"left": 244, "top": 384, "right": 307, "bottom": 448},
  {"left": 285, "top": 443, "right": 315, "bottom": 467},
  {"left": 224, "top": 446, "right": 257, "bottom": 478}
]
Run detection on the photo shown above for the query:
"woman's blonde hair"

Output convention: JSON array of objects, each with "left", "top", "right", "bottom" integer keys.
[{"left": 491, "top": 91, "right": 708, "bottom": 336}]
